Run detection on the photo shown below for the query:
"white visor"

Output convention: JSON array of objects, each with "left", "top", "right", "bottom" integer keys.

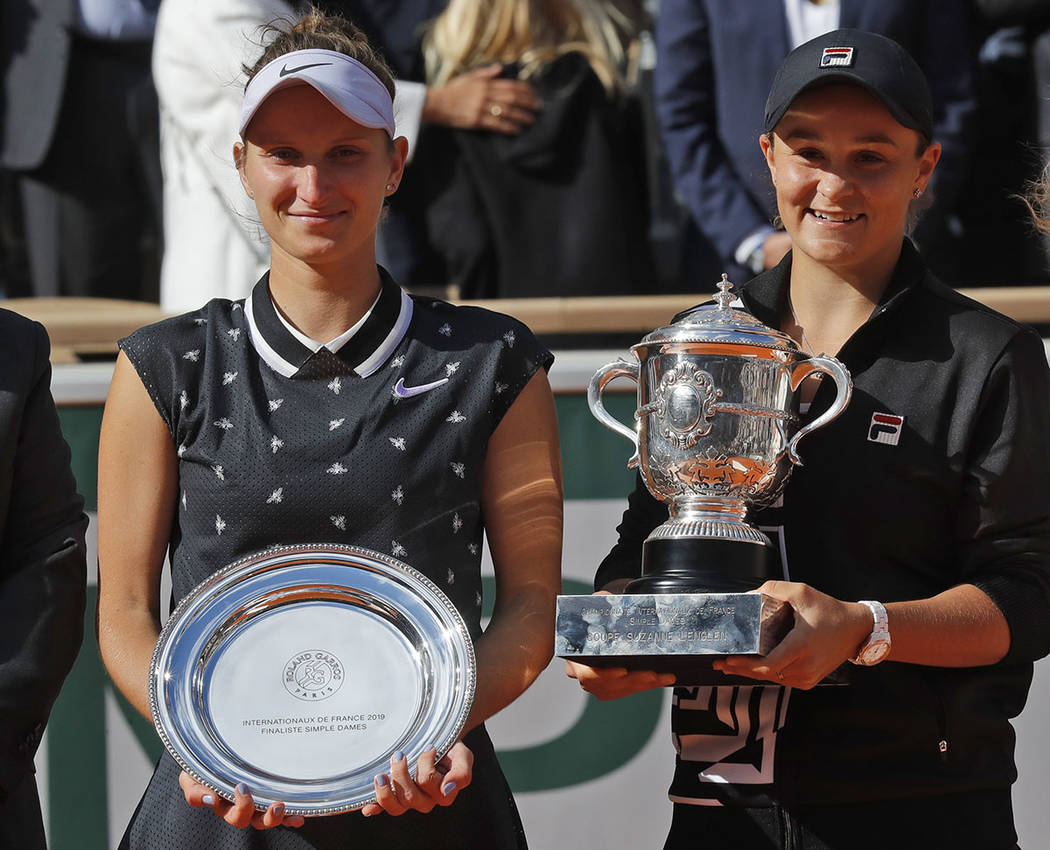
[{"left": 239, "top": 48, "right": 395, "bottom": 137}]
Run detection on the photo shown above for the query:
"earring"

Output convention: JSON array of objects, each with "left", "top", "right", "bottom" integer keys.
[
  {"left": 913, "top": 188, "right": 922, "bottom": 199},
  {"left": 386, "top": 183, "right": 396, "bottom": 192},
  {"left": 248, "top": 189, "right": 255, "bottom": 198}
]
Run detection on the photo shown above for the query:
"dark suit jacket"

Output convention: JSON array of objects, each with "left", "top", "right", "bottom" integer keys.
[
  {"left": 0, "top": 0, "right": 74, "bottom": 170},
  {"left": 0, "top": 310, "right": 87, "bottom": 848},
  {"left": 654, "top": 0, "right": 978, "bottom": 270}
]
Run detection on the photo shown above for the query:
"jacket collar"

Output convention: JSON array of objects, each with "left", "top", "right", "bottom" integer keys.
[
  {"left": 244, "top": 266, "right": 412, "bottom": 379},
  {"left": 736, "top": 239, "right": 927, "bottom": 330}
]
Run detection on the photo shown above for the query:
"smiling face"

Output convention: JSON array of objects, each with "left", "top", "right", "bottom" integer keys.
[
  {"left": 761, "top": 83, "right": 940, "bottom": 281},
  {"left": 235, "top": 84, "right": 407, "bottom": 275}
]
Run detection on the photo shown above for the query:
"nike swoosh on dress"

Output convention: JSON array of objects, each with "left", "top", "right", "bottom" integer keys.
[{"left": 393, "top": 377, "right": 449, "bottom": 398}]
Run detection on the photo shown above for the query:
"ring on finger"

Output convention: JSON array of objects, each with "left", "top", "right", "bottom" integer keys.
[{"left": 489, "top": 103, "right": 504, "bottom": 118}]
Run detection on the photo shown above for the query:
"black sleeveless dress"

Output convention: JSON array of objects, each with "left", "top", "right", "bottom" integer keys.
[{"left": 117, "top": 269, "right": 552, "bottom": 849}]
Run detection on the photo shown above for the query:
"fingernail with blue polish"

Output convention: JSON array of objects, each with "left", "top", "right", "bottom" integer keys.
[
  {"left": 272, "top": 803, "right": 284, "bottom": 817},
  {"left": 376, "top": 773, "right": 389, "bottom": 788},
  {"left": 392, "top": 750, "right": 405, "bottom": 763},
  {"left": 202, "top": 795, "right": 215, "bottom": 806},
  {"left": 442, "top": 782, "right": 457, "bottom": 796},
  {"left": 236, "top": 782, "right": 249, "bottom": 796}
]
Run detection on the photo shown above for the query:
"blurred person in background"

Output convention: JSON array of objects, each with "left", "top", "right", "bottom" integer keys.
[
  {"left": 0, "top": 0, "right": 163, "bottom": 301},
  {"left": 0, "top": 310, "right": 87, "bottom": 849},
  {"left": 653, "top": 0, "right": 977, "bottom": 288},
  {"left": 152, "top": 0, "right": 292, "bottom": 312},
  {"left": 418, "top": 0, "right": 656, "bottom": 299}
]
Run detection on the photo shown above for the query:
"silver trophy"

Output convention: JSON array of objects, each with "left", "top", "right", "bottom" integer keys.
[
  {"left": 150, "top": 545, "right": 475, "bottom": 815},
  {"left": 556, "top": 276, "right": 852, "bottom": 680}
]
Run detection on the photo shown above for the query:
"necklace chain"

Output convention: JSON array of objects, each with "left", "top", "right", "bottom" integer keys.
[
  {"left": 787, "top": 290, "right": 825, "bottom": 382},
  {"left": 787, "top": 290, "right": 817, "bottom": 355}
]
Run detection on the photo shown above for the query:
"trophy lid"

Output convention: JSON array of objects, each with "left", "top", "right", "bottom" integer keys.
[{"left": 638, "top": 274, "right": 799, "bottom": 353}]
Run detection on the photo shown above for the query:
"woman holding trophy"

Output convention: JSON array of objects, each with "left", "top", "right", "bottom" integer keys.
[
  {"left": 97, "top": 8, "right": 561, "bottom": 848},
  {"left": 568, "top": 29, "right": 1050, "bottom": 850}
]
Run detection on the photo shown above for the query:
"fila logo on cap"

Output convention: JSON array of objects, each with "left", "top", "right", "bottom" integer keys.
[
  {"left": 868, "top": 413, "right": 904, "bottom": 446},
  {"left": 820, "top": 47, "right": 855, "bottom": 67}
]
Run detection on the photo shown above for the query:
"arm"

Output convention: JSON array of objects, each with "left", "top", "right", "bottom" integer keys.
[
  {"left": 714, "top": 581, "right": 1011, "bottom": 689},
  {"left": 467, "top": 368, "right": 562, "bottom": 729},
  {"left": 96, "top": 353, "right": 177, "bottom": 721},
  {"left": 653, "top": 0, "right": 773, "bottom": 261},
  {"left": 0, "top": 320, "right": 86, "bottom": 797},
  {"left": 98, "top": 353, "right": 301, "bottom": 828},
  {"left": 719, "top": 329, "right": 1050, "bottom": 687},
  {"left": 360, "top": 368, "right": 563, "bottom": 817}
]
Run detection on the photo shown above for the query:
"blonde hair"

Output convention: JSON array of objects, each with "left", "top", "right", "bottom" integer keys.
[
  {"left": 1025, "top": 157, "right": 1050, "bottom": 236},
  {"left": 423, "top": 0, "right": 628, "bottom": 95}
]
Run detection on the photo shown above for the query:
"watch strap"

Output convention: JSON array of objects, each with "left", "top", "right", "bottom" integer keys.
[{"left": 850, "top": 600, "right": 890, "bottom": 665}]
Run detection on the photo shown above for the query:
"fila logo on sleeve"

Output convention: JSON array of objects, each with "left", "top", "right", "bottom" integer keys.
[
  {"left": 821, "top": 47, "right": 855, "bottom": 67},
  {"left": 869, "top": 413, "right": 904, "bottom": 446}
]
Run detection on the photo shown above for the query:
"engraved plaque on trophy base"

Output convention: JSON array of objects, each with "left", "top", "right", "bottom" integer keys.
[{"left": 555, "top": 592, "right": 794, "bottom": 685}]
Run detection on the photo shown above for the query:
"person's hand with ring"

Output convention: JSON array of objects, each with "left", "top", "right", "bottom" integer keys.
[
  {"left": 423, "top": 64, "right": 541, "bottom": 134},
  {"left": 361, "top": 742, "right": 473, "bottom": 816}
]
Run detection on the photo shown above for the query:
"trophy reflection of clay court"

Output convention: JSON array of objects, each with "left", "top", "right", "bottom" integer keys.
[{"left": 556, "top": 276, "right": 852, "bottom": 683}]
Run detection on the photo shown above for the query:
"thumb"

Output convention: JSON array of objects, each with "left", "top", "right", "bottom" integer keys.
[
  {"left": 438, "top": 743, "right": 474, "bottom": 796},
  {"left": 754, "top": 579, "right": 793, "bottom": 601}
]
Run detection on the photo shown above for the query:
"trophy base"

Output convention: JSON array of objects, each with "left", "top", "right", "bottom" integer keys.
[
  {"left": 556, "top": 591, "right": 848, "bottom": 686},
  {"left": 628, "top": 535, "right": 780, "bottom": 595}
]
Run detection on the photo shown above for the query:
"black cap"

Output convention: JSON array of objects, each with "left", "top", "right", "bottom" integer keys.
[{"left": 764, "top": 29, "right": 933, "bottom": 140}]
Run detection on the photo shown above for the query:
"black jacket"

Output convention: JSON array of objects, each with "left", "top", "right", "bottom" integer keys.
[
  {"left": 595, "top": 242, "right": 1050, "bottom": 807},
  {"left": 421, "top": 52, "right": 656, "bottom": 299},
  {"left": 0, "top": 311, "right": 86, "bottom": 847}
]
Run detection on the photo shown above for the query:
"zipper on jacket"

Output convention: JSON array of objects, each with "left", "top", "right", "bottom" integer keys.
[{"left": 933, "top": 689, "right": 950, "bottom": 763}]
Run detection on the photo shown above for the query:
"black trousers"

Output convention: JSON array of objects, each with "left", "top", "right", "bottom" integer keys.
[
  {"left": 664, "top": 789, "right": 1019, "bottom": 850},
  {"left": 18, "top": 36, "right": 162, "bottom": 301}
]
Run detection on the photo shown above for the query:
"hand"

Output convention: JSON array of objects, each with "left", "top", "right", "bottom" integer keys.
[
  {"left": 179, "top": 771, "right": 305, "bottom": 829},
  {"left": 563, "top": 588, "right": 675, "bottom": 699},
  {"left": 713, "top": 580, "right": 872, "bottom": 690},
  {"left": 422, "top": 65, "right": 541, "bottom": 134},
  {"left": 763, "top": 232, "right": 793, "bottom": 269},
  {"left": 361, "top": 743, "right": 473, "bottom": 816},
  {"left": 565, "top": 659, "right": 676, "bottom": 700}
]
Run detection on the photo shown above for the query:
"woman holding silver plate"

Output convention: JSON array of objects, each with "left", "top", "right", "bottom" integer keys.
[
  {"left": 97, "top": 8, "right": 561, "bottom": 848},
  {"left": 568, "top": 28, "right": 1050, "bottom": 850}
]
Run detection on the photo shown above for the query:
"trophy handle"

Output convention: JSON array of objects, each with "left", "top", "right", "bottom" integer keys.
[
  {"left": 588, "top": 359, "right": 642, "bottom": 469},
  {"left": 786, "top": 355, "right": 853, "bottom": 466}
]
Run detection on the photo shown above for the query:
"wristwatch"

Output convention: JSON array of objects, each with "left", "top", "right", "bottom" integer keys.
[{"left": 850, "top": 600, "right": 891, "bottom": 666}]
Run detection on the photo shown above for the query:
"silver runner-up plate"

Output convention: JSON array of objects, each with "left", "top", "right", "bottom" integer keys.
[{"left": 149, "top": 544, "right": 476, "bottom": 816}]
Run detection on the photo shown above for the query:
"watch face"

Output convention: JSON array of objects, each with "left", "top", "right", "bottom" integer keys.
[{"left": 860, "top": 640, "right": 890, "bottom": 665}]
